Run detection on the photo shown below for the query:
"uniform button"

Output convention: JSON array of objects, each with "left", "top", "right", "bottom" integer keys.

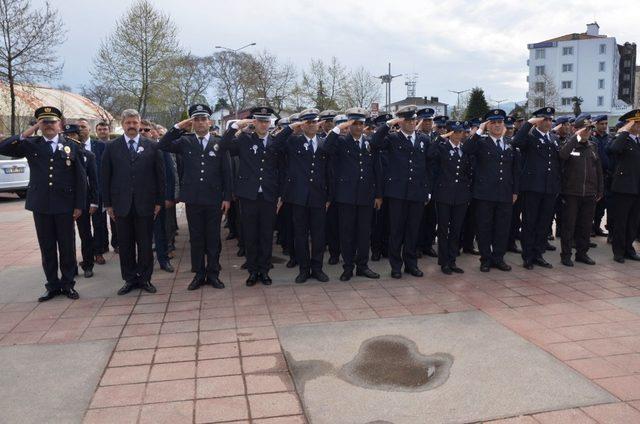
[
  {"left": 409, "top": 160, "right": 413, "bottom": 164},
  {"left": 49, "top": 174, "right": 52, "bottom": 178},
  {"left": 499, "top": 170, "right": 503, "bottom": 173},
  {"left": 200, "top": 178, "right": 203, "bottom": 181},
  {"left": 359, "top": 153, "right": 362, "bottom": 157},
  {"left": 410, "top": 168, "right": 413, "bottom": 172},
  {"left": 499, "top": 178, "right": 503, "bottom": 181},
  {"left": 259, "top": 177, "right": 262, "bottom": 181},
  {"left": 409, "top": 177, "right": 412, "bottom": 181},
  {"left": 309, "top": 178, "right": 313, "bottom": 182},
  {"left": 201, "top": 170, "right": 204, "bottom": 173},
  {"left": 261, "top": 159, "right": 265, "bottom": 163},
  {"left": 49, "top": 166, "right": 53, "bottom": 170},
  {"left": 547, "top": 168, "right": 551, "bottom": 171},
  {"left": 360, "top": 169, "right": 363, "bottom": 172},
  {"left": 201, "top": 154, "right": 204, "bottom": 158},
  {"left": 455, "top": 179, "right": 458, "bottom": 183},
  {"left": 359, "top": 161, "right": 362, "bottom": 165},
  {"left": 360, "top": 176, "right": 363, "bottom": 180},
  {"left": 50, "top": 158, "right": 53, "bottom": 162},
  {"left": 260, "top": 168, "right": 263, "bottom": 171},
  {"left": 311, "top": 170, "right": 314, "bottom": 174},
  {"left": 201, "top": 162, "right": 205, "bottom": 165},
  {"left": 456, "top": 165, "right": 460, "bottom": 169},
  {"left": 49, "top": 182, "right": 53, "bottom": 186}
]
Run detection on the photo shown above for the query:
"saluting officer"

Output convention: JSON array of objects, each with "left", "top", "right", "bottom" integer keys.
[
  {"left": 319, "top": 110, "right": 341, "bottom": 265},
  {"left": 506, "top": 116, "right": 523, "bottom": 254},
  {"left": 221, "top": 107, "right": 281, "bottom": 287},
  {"left": 607, "top": 109, "right": 640, "bottom": 263},
  {"left": 370, "top": 113, "right": 392, "bottom": 262},
  {"left": 324, "top": 107, "right": 382, "bottom": 281},
  {"left": 273, "top": 109, "right": 332, "bottom": 284},
  {"left": 428, "top": 120, "right": 473, "bottom": 274},
  {"left": 512, "top": 107, "right": 561, "bottom": 270},
  {"left": 462, "top": 109, "right": 519, "bottom": 272},
  {"left": 416, "top": 107, "right": 438, "bottom": 259},
  {"left": 0, "top": 106, "right": 86, "bottom": 301},
  {"left": 159, "top": 104, "right": 232, "bottom": 290},
  {"left": 371, "top": 105, "right": 431, "bottom": 279},
  {"left": 591, "top": 115, "right": 612, "bottom": 237}
]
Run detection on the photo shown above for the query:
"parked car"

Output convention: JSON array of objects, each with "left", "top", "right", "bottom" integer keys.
[{"left": 0, "top": 154, "right": 29, "bottom": 198}]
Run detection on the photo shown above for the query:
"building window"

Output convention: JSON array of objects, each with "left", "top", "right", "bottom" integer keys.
[
  {"left": 535, "top": 49, "right": 545, "bottom": 59},
  {"left": 599, "top": 44, "right": 606, "bottom": 54},
  {"left": 599, "top": 62, "right": 605, "bottom": 72},
  {"left": 598, "top": 79, "right": 605, "bottom": 89},
  {"left": 561, "top": 81, "right": 572, "bottom": 89},
  {"left": 562, "top": 47, "right": 574, "bottom": 56},
  {"left": 623, "top": 74, "right": 630, "bottom": 81},
  {"left": 534, "top": 98, "right": 545, "bottom": 108},
  {"left": 535, "top": 82, "right": 545, "bottom": 92},
  {"left": 562, "top": 64, "right": 573, "bottom": 72},
  {"left": 535, "top": 65, "right": 545, "bottom": 76},
  {"left": 623, "top": 88, "right": 630, "bottom": 95},
  {"left": 561, "top": 98, "right": 572, "bottom": 106},
  {"left": 597, "top": 96, "right": 604, "bottom": 106},
  {"left": 624, "top": 59, "right": 631, "bottom": 67}
]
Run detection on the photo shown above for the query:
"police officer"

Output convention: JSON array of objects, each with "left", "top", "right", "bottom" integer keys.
[
  {"left": 159, "top": 104, "right": 232, "bottom": 289},
  {"left": 506, "top": 116, "right": 523, "bottom": 254},
  {"left": 591, "top": 115, "right": 612, "bottom": 237},
  {"left": 512, "top": 107, "right": 560, "bottom": 269},
  {"left": 462, "top": 109, "right": 519, "bottom": 272},
  {"left": 0, "top": 106, "right": 86, "bottom": 301},
  {"left": 371, "top": 105, "right": 430, "bottom": 279},
  {"left": 319, "top": 110, "right": 341, "bottom": 265},
  {"left": 607, "top": 109, "right": 640, "bottom": 263},
  {"left": 558, "top": 114, "right": 603, "bottom": 266},
  {"left": 273, "top": 109, "right": 332, "bottom": 283},
  {"left": 221, "top": 106, "right": 281, "bottom": 287},
  {"left": 416, "top": 107, "right": 438, "bottom": 258},
  {"left": 324, "top": 107, "right": 382, "bottom": 281},
  {"left": 370, "top": 113, "right": 392, "bottom": 262},
  {"left": 62, "top": 124, "right": 99, "bottom": 278},
  {"left": 428, "top": 120, "right": 473, "bottom": 274}
]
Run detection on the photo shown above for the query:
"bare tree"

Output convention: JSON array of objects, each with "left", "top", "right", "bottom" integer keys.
[
  {"left": 166, "top": 53, "right": 212, "bottom": 116},
  {"left": 301, "top": 57, "right": 347, "bottom": 110},
  {"left": 341, "top": 66, "right": 380, "bottom": 108},
  {"left": 0, "top": 0, "right": 65, "bottom": 134},
  {"left": 210, "top": 50, "right": 253, "bottom": 115},
  {"left": 90, "top": 0, "right": 179, "bottom": 116},
  {"left": 80, "top": 82, "right": 127, "bottom": 125},
  {"left": 528, "top": 72, "right": 559, "bottom": 110},
  {"left": 243, "top": 50, "right": 296, "bottom": 115}
]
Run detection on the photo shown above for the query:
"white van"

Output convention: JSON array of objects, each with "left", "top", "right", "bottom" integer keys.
[{"left": 0, "top": 154, "right": 29, "bottom": 198}]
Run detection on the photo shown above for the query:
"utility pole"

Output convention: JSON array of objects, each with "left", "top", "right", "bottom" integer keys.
[
  {"left": 449, "top": 89, "right": 470, "bottom": 118},
  {"left": 377, "top": 63, "right": 402, "bottom": 112},
  {"left": 214, "top": 42, "right": 257, "bottom": 118}
]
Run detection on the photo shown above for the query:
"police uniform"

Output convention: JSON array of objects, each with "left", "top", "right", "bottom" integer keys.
[
  {"left": 591, "top": 115, "right": 612, "bottom": 236},
  {"left": 273, "top": 109, "right": 332, "bottom": 283},
  {"left": 416, "top": 108, "right": 439, "bottom": 258},
  {"left": 512, "top": 107, "right": 561, "bottom": 269},
  {"left": 324, "top": 107, "right": 381, "bottom": 281},
  {"left": 370, "top": 105, "right": 430, "bottom": 278},
  {"left": 370, "top": 114, "right": 392, "bottom": 261},
  {"left": 461, "top": 109, "right": 519, "bottom": 272},
  {"left": 0, "top": 107, "right": 87, "bottom": 301},
  {"left": 606, "top": 109, "right": 640, "bottom": 262},
  {"left": 505, "top": 116, "right": 523, "bottom": 254},
  {"left": 319, "top": 110, "right": 341, "bottom": 264},
  {"left": 158, "top": 104, "right": 232, "bottom": 289},
  {"left": 220, "top": 106, "right": 281, "bottom": 286},
  {"left": 428, "top": 121, "right": 472, "bottom": 274}
]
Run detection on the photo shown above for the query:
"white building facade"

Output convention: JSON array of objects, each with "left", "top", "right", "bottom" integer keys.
[{"left": 526, "top": 23, "right": 632, "bottom": 116}]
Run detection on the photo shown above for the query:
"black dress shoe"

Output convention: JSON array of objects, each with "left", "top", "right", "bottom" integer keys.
[
  {"left": 595, "top": 228, "right": 608, "bottom": 237},
  {"left": 311, "top": 270, "right": 329, "bottom": 282},
  {"left": 625, "top": 253, "right": 640, "bottom": 261},
  {"left": 226, "top": 232, "right": 237, "bottom": 240},
  {"left": 240, "top": 261, "right": 247, "bottom": 269},
  {"left": 38, "top": 289, "right": 59, "bottom": 302},
  {"left": 441, "top": 265, "right": 453, "bottom": 275},
  {"left": 480, "top": 264, "right": 490, "bottom": 272},
  {"left": 547, "top": 235, "right": 555, "bottom": 241},
  {"left": 534, "top": 257, "right": 553, "bottom": 268},
  {"left": 614, "top": 256, "right": 625, "bottom": 263},
  {"left": 208, "top": 277, "right": 225, "bottom": 289},
  {"left": 464, "top": 248, "right": 480, "bottom": 256},
  {"left": 371, "top": 252, "right": 381, "bottom": 261},
  {"left": 63, "top": 288, "right": 80, "bottom": 300},
  {"left": 356, "top": 267, "right": 380, "bottom": 279},
  {"left": 328, "top": 256, "right": 339, "bottom": 265},
  {"left": 545, "top": 243, "right": 556, "bottom": 251},
  {"left": 507, "top": 244, "right": 522, "bottom": 254},
  {"left": 117, "top": 282, "right": 136, "bottom": 295},
  {"left": 237, "top": 247, "right": 245, "bottom": 257},
  {"left": 405, "top": 267, "right": 424, "bottom": 277},
  {"left": 494, "top": 261, "right": 512, "bottom": 271},
  {"left": 523, "top": 261, "right": 534, "bottom": 270},
  {"left": 188, "top": 277, "right": 204, "bottom": 291},
  {"left": 160, "top": 262, "right": 174, "bottom": 273},
  {"left": 424, "top": 247, "right": 438, "bottom": 258},
  {"left": 295, "top": 270, "right": 310, "bottom": 284},
  {"left": 84, "top": 269, "right": 94, "bottom": 278},
  {"left": 246, "top": 272, "right": 259, "bottom": 287},
  {"left": 588, "top": 241, "right": 597, "bottom": 248},
  {"left": 416, "top": 251, "right": 423, "bottom": 258},
  {"left": 140, "top": 280, "right": 157, "bottom": 293},
  {"left": 575, "top": 254, "right": 596, "bottom": 265},
  {"left": 339, "top": 270, "right": 353, "bottom": 281},
  {"left": 561, "top": 257, "right": 574, "bottom": 267},
  {"left": 286, "top": 258, "right": 297, "bottom": 268},
  {"left": 391, "top": 270, "right": 402, "bottom": 279},
  {"left": 451, "top": 265, "right": 464, "bottom": 274},
  {"left": 259, "top": 273, "right": 272, "bottom": 286}
]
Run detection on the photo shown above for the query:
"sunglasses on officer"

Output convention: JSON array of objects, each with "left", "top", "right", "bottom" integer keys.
[{"left": 139, "top": 127, "right": 152, "bottom": 133}]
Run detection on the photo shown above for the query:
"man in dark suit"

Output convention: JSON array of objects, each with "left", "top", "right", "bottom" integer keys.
[
  {"left": 512, "top": 107, "right": 561, "bottom": 269},
  {"left": 62, "top": 124, "right": 99, "bottom": 278},
  {"left": 0, "top": 106, "right": 86, "bottom": 301},
  {"left": 607, "top": 109, "right": 640, "bottom": 263},
  {"left": 324, "top": 107, "right": 382, "bottom": 281},
  {"left": 101, "top": 109, "right": 165, "bottom": 295},
  {"left": 221, "top": 107, "right": 280, "bottom": 286},
  {"left": 462, "top": 109, "right": 519, "bottom": 272},
  {"left": 370, "top": 105, "right": 431, "bottom": 279},
  {"left": 159, "top": 104, "right": 231, "bottom": 290},
  {"left": 273, "top": 109, "right": 332, "bottom": 284},
  {"left": 94, "top": 121, "right": 115, "bottom": 256}
]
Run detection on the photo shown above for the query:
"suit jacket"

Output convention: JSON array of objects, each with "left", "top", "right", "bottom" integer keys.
[
  {"left": 157, "top": 128, "right": 231, "bottom": 206},
  {"left": 219, "top": 128, "right": 280, "bottom": 202},
  {"left": 461, "top": 133, "right": 519, "bottom": 203},
  {"left": 607, "top": 131, "right": 640, "bottom": 195},
  {"left": 427, "top": 141, "right": 472, "bottom": 205},
  {"left": 77, "top": 146, "right": 98, "bottom": 208},
  {"left": 512, "top": 122, "right": 561, "bottom": 194},
  {"left": 272, "top": 126, "right": 331, "bottom": 208},
  {"left": 101, "top": 135, "right": 165, "bottom": 217},
  {"left": 370, "top": 124, "right": 430, "bottom": 202},
  {"left": 0, "top": 134, "right": 87, "bottom": 214},
  {"left": 323, "top": 131, "right": 381, "bottom": 206}
]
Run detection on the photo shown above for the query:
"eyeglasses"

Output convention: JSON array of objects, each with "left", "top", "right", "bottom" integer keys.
[{"left": 140, "top": 128, "right": 152, "bottom": 132}]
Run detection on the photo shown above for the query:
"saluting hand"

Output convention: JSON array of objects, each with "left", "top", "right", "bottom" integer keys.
[
  {"left": 153, "top": 204, "right": 161, "bottom": 218},
  {"left": 73, "top": 209, "right": 82, "bottom": 220},
  {"left": 386, "top": 118, "right": 401, "bottom": 127},
  {"left": 528, "top": 117, "right": 545, "bottom": 125},
  {"left": 512, "top": 194, "right": 518, "bottom": 204},
  {"left": 575, "top": 127, "right": 591, "bottom": 141},
  {"left": 415, "top": 119, "right": 423, "bottom": 131},
  {"left": 221, "top": 200, "right": 230, "bottom": 215},
  {"left": 478, "top": 121, "right": 488, "bottom": 133},
  {"left": 374, "top": 198, "right": 383, "bottom": 210},
  {"left": 176, "top": 118, "right": 193, "bottom": 131},
  {"left": 21, "top": 123, "right": 40, "bottom": 138},
  {"left": 618, "top": 121, "right": 634, "bottom": 133},
  {"left": 442, "top": 131, "right": 453, "bottom": 139},
  {"left": 337, "top": 120, "right": 353, "bottom": 131},
  {"left": 106, "top": 207, "right": 115, "bottom": 220},
  {"left": 236, "top": 119, "right": 254, "bottom": 129}
]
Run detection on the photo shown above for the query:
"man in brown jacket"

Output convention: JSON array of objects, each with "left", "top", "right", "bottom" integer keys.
[{"left": 558, "top": 114, "right": 603, "bottom": 266}]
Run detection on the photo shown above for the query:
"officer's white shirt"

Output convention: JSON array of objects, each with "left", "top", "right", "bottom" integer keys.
[
  {"left": 305, "top": 135, "right": 318, "bottom": 153},
  {"left": 124, "top": 134, "right": 140, "bottom": 151},
  {"left": 84, "top": 137, "right": 92, "bottom": 152},
  {"left": 449, "top": 140, "right": 462, "bottom": 156}
]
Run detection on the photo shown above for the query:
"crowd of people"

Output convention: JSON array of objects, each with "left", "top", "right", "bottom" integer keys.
[{"left": 1, "top": 102, "right": 640, "bottom": 302}]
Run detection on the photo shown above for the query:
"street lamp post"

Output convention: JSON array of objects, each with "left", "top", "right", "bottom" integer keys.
[
  {"left": 449, "top": 89, "right": 470, "bottom": 119},
  {"left": 214, "top": 42, "right": 257, "bottom": 119}
]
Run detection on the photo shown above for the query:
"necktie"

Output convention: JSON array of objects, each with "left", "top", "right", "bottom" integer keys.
[
  {"left": 453, "top": 146, "right": 460, "bottom": 157},
  {"left": 128, "top": 139, "right": 136, "bottom": 160},
  {"left": 48, "top": 140, "right": 55, "bottom": 153},
  {"left": 262, "top": 137, "right": 267, "bottom": 148},
  {"left": 198, "top": 136, "right": 206, "bottom": 150},
  {"left": 542, "top": 134, "right": 549, "bottom": 143},
  {"left": 407, "top": 135, "right": 413, "bottom": 146},
  {"left": 496, "top": 139, "right": 503, "bottom": 151}
]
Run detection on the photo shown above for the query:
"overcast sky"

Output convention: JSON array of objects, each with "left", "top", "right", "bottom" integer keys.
[{"left": 41, "top": 0, "right": 638, "bottom": 108}]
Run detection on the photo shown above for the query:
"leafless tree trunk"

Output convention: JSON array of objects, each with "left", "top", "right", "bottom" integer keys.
[{"left": 341, "top": 66, "right": 380, "bottom": 108}]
